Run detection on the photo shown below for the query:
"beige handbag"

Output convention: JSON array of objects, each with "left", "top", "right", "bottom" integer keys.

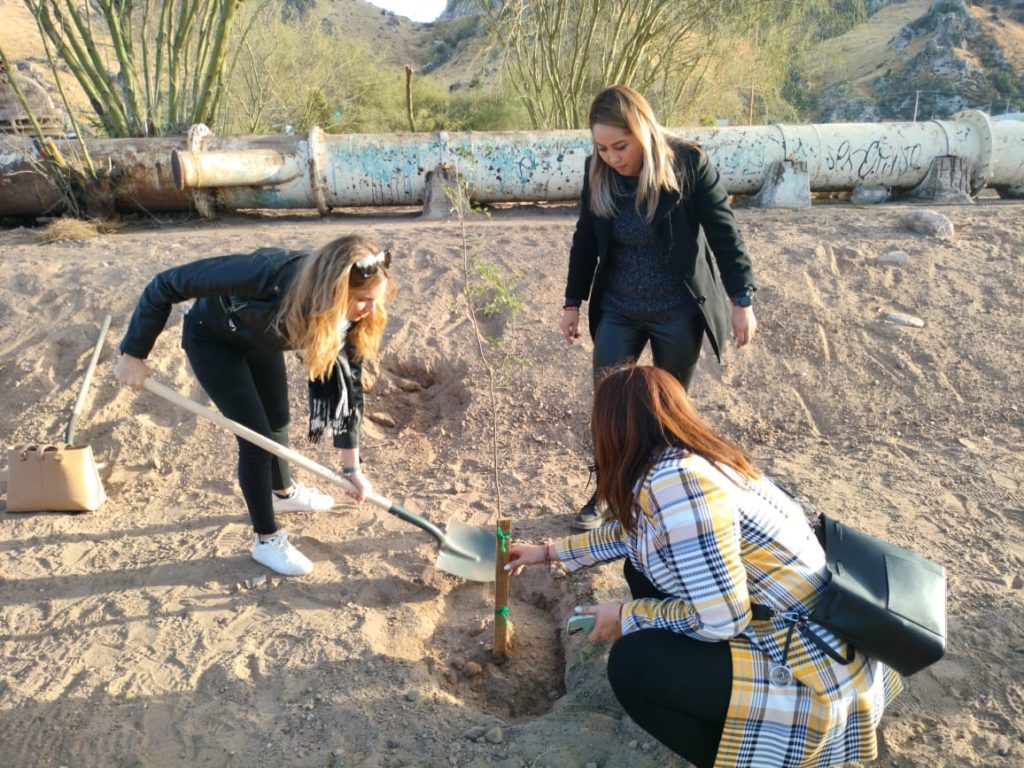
[
  {"left": 5, "top": 315, "right": 111, "bottom": 514},
  {"left": 6, "top": 443, "right": 107, "bottom": 513}
]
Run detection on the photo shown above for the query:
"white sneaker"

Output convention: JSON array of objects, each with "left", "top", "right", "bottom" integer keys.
[
  {"left": 272, "top": 483, "right": 334, "bottom": 513},
  {"left": 250, "top": 531, "right": 313, "bottom": 576}
]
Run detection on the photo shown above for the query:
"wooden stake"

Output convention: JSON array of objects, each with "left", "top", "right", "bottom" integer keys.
[{"left": 493, "top": 517, "right": 512, "bottom": 658}]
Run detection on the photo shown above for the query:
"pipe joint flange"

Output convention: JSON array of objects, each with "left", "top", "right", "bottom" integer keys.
[
  {"left": 186, "top": 123, "right": 211, "bottom": 152},
  {"left": 307, "top": 126, "right": 330, "bottom": 216},
  {"left": 185, "top": 123, "right": 216, "bottom": 219},
  {"left": 950, "top": 109, "right": 995, "bottom": 194}
]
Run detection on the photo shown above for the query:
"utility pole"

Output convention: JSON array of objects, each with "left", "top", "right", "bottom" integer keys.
[
  {"left": 748, "top": 86, "right": 755, "bottom": 126},
  {"left": 913, "top": 90, "right": 920, "bottom": 122}
]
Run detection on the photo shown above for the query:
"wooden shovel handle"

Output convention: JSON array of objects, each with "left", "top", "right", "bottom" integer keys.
[
  {"left": 141, "top": 377, "right": 365, "bottom": 495},
  {"left": 65, "top": 314, "right": 112, "bottom": 444},
  {"left": 140, "top": 377, "right": 448, "bottom": 546}
]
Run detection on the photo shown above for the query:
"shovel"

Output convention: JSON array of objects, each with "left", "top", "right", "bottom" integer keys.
[{"left": 141, "top": 377, "right": 496, "bottom": 582}]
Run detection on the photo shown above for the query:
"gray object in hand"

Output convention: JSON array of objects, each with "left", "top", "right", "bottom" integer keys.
[{"left": 566, "top": 614, "right": 596, "bottom": 635}]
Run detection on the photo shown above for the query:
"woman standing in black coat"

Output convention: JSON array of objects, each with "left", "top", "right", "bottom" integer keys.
[
  {"left": 560, "top": 85, "right": 757, "bottom": 529},
  {"left": 114, "top": 235, "right": 396, "bottom": 575}
]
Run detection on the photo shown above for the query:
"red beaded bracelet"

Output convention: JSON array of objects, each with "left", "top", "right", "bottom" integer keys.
[
  {"left": 544, "top": 542, "right": 552, "bottom": 565},
  {"left": 562, "top": 303, "right": 581, "bottom": 312}
]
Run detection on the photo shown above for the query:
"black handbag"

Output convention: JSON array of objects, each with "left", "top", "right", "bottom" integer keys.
[{"left": 754, "top": 514, "right": 947, "bottom": 678}]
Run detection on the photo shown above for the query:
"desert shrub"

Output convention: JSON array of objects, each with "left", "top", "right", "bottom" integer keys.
[
  {"left": 989, "top": 70, "right": 1021, "bottom": 99},
  {"left": 217, "top": 5, "right": 528, "bottom": 134}
]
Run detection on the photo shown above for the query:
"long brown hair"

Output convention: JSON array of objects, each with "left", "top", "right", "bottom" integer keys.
[
  {"left": 592, "top": 364, "right": 759, "bottom": 534},
  {"left": 276, "top": 235, "right": 395, "bottom": 380},
  {"left": 587, "top": 85, "right": 688, "bottom": 223}
]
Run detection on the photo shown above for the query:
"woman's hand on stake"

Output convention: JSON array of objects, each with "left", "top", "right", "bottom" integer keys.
[{"left": 505, "top": 543, "right": 548, "bottom": 576}]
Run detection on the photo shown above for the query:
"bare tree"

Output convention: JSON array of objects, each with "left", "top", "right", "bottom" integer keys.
[
  {"left": 218, "top": 6, "right": 356, "bottom": 135},
  {"left": 480, "top": 0, "right": 833, "bottom": 128},
  {"left": 23, "top": 0, "right": 253, "bottom": 137}
]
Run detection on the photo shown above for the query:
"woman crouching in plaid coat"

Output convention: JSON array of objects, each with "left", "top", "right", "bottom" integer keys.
[{"left": 507, "top": 364, "right": 902, "bottom": 768}]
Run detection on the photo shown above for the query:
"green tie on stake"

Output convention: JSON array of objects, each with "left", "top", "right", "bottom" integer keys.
[
  {"left": 494, "top": 528, "right": 510, "bottom": 626},
  {"left": 493, "top": 518, "right": 512, "bottom": 658}
]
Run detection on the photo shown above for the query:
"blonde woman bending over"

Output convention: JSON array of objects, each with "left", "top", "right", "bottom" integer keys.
[{"left": 115, "top": 236, "right": 396, "bottom": 576}]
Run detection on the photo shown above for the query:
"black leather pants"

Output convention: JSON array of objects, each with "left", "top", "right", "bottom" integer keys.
[
  {"left": 579, "top": 308, "right": 706, "bottom": 516},
  {"left": 592, "top": 308, "right": 705, "bottom": 389}
]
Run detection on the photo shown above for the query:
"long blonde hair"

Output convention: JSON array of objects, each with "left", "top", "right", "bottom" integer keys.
[
  {"left": 276, "top": 235, "right": 395, "bottom": 381},
  {"left": 587, "top": 85, "right": 687, "bottom": 223}
]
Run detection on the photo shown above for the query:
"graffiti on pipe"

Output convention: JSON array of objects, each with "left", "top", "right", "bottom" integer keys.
[{"left": 826, "top": 140, "right": 924, "bottom": 180}]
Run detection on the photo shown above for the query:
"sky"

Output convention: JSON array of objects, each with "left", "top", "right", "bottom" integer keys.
[{"left": 366, "top": 1, "right": 448, "bottom": 23}]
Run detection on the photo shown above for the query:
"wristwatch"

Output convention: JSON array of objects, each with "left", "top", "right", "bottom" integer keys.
[{"left": 732, "top": 295, "right": 753, "bottom": 308}]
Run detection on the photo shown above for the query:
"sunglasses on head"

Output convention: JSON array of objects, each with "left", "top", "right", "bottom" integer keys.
[{"left": 353, "top": 249, "right": 393, "bottom": 279}]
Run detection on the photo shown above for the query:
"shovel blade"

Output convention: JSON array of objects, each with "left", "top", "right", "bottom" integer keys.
[{"left": 436, "top": 518, "right": 497, "bottom": 582}]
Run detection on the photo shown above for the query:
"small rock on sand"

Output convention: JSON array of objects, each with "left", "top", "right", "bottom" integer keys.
[
  {"left": 900, "top": 210, "right": 954, "bottom": 240},
  {"left": 875, "top": 250, "right": 910, "bottom": 267},
  {"left": 367, "top": 410, "right": 396, "bottom": 428},
  {"left": 881, "top": 311, "right": 925, "bottom": 328}
]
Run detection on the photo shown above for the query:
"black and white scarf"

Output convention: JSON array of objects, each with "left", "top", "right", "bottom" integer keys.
[{"left": 307, "top": 359, "right": 350, "bottom": 443}]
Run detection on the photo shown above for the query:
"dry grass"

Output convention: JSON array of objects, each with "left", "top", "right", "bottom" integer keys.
[
  {"left": 33, "top": 217, "right": 124, "bottom": 243},
  {"left": 813, "top": 0, "right": 933, "bottom": 94},
  {"left": 0, "top": 0, "right": 48, "bottom": 61},
  {"left": 972, "top": 4, "right": 1024, "bottom": 73},
  {"left": 0, "top": 0, "right": 97, "bottom": 124}
]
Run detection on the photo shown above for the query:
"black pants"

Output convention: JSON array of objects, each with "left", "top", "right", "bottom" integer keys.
[
  {"left": 607, "top": 559, "right": 732, "bottom": 768},
  {"left": 582, "top": 308, "right": 705, "bottom": 508},
  {"left": 183, "top": 317, "right": 293, "bottom": 535},
  {"left": 592, "top": 308, "right": 705, "bottom": 389}
]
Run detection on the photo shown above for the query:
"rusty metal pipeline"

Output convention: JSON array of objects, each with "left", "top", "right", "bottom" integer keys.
[{"left": 1, "top": 110, "right": 1022, "bottom": 217}]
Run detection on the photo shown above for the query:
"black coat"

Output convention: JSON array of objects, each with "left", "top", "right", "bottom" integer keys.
[
  {"left": 119, "top": 247, "right": 364, "bottom": 449},
  {"left": 565, "top": 141, "right": 756, "bottom": 360}
]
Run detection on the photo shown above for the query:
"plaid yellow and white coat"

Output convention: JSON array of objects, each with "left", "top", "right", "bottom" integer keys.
[{"left": 553, "top": 448, "right": 903, "bottom": 768}]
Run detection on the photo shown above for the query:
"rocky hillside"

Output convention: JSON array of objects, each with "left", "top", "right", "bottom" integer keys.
[
  {"left": 375, "top": 0, "right": 1024, "bottom": 121},
  {"left": 815, "top": 0, "right": 1024, "bottom": 121},
  {"left": 429, "top": 0, "right": 1024, "bottom": 121}
]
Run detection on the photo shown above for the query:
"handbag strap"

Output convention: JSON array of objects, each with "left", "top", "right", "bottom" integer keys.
[
  {"left": 19, "top": 444, "right": 66, "bottom": 462},
  {"left": 750, "top": 603, "right": 856, "bottom": 666},
  {"left": 41, "top": 445, "right": 66, "bottom": 461}
]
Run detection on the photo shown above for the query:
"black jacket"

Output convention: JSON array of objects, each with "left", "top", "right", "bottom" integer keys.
[
  {"left": 119, "top": 247, "right": 364, "bottom": 449},
  {"left": 565, "top": 141, "right": 756, "bottom": 360}
]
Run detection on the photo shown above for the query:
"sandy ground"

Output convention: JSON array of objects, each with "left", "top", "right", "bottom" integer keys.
[{"left": 1, "top": 199, "right": 1022, "bottom": 768}]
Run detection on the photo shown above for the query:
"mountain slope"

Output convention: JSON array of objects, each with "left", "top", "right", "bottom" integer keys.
[{"left": 814, "top": 0, "right": 1024, "bottom": 120}]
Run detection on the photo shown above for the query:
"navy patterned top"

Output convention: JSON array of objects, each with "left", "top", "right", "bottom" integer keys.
[{"left": 600, "top": 174, "right": 697, "bottom": 321}]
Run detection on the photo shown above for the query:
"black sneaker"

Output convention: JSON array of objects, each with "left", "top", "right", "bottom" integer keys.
[{"left": 572, "top": 492, "right": 606, "bottom": 531}]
